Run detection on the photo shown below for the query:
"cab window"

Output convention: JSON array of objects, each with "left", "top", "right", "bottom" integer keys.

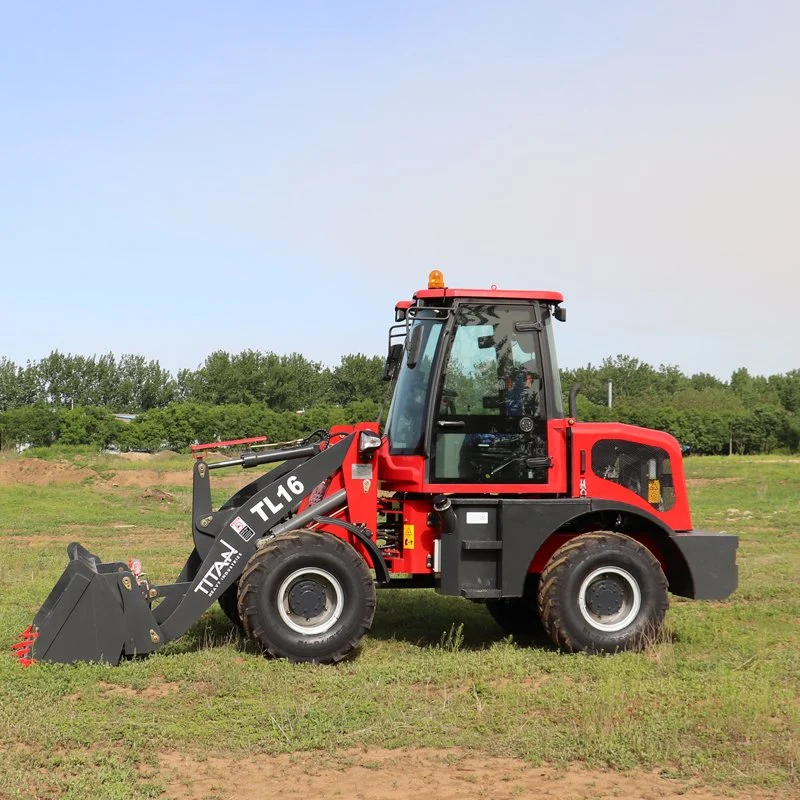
[{"left": 431, "top": 303, "right": 548, "bottom": 483}]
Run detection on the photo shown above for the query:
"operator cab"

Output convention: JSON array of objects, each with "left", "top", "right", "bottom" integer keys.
[{"left": 383, "top": 272, "right": 567, "bottom": 491}]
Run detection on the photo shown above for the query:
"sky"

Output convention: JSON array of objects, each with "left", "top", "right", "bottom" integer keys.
[{"left": 1, "top": 1, "right": 798, "bottom": 381}]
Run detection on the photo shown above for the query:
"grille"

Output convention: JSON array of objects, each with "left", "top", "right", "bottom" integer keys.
[{"left": 591, "top": 439, "right": 675, "bottom": 512}]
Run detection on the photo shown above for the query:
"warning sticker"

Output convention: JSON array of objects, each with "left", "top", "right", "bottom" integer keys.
[
  {"left": 403, "top": 524, "right": 415, "bottom": 550},
  {"left": 230, "top": 516, "right": 255, "bottom": 542}
]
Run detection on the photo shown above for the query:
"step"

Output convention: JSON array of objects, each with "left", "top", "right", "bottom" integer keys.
[
  {"left": 461, "top": 588, "right": 502, "bottom": 599},
  {"left": 461, "top": 540, "right": 502, "bottom": 551}
]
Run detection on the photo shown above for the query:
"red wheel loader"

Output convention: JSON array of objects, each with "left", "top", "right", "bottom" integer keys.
[{"left": 12, "top": 272, "right": 738, "bottom": 665}]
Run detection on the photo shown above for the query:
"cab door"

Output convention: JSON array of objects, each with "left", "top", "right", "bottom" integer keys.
[{"left": 427, "top": 302, "right": 567, "bottom": 493}]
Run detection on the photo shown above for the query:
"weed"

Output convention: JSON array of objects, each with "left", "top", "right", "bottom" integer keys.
[{"left": 438, "top": 623, "right": 465, "bottom": 653}]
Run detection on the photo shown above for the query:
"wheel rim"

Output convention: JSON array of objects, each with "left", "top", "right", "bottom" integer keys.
[
  {"left": 277, "top": 567, "right": 344, "bottom": 635},
  {"left": 577, "top": 566, "right": 641, "bottom": 632}
]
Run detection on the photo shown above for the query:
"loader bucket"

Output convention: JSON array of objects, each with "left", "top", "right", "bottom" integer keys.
[{"left": 11, "top": 543, "right": 164, "bottom": 666}]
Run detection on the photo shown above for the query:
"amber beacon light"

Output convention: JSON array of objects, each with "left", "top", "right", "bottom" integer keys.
[{"left": 428, "top": 269, "right": 445, "bottom": 289}]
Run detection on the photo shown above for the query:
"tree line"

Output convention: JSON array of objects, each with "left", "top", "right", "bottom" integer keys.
[
  {"left": 0, "top": 351, "right": 385, "bottom": 412},
  {"left": 0, "top": 351, "right": 798, "bottom": 454},
  {"left": 563, "top": 356, "right": 800, "bottom": 454},
  {"left": 0, "top": 401, "right": 383, "bottom": 453}
]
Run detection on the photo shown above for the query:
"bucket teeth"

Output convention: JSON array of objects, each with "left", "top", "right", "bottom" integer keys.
[{"left": 10, "top": 625, "right": 38, "bottom": 667}]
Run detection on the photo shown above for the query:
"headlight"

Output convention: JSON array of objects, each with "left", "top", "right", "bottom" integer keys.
[{"left": 358, "top": 430, "right": 382, "bottom": 457}]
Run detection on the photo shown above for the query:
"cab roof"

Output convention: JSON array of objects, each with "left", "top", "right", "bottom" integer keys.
[{"left": 412, "top": 287, "right": 564, "bottom": 303}]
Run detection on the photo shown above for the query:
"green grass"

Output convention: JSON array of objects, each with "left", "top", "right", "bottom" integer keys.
[
  {"left": 0, "top": 454, "right": 798, "bottom": 798},
  {"left": 23, "top": 445, "right": 195, "bottom": 472}
]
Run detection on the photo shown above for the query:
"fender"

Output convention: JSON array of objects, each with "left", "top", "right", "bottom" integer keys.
[
  {"left": 312, "top": 515, "right": 391, "bottom": 586},
  {"left": 443, "top": 497, "right": 699, "bottom": 599},
  {"left": 502, "top": 497, "right": 698, "bottom": 596}
]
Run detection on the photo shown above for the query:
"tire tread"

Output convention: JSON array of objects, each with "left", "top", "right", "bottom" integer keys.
[
  {"left": 537, "top": 532, "right": 668, "bottom": 653},
  {"left": 237, "top": 531, "right": 376, "bottom": 663}
]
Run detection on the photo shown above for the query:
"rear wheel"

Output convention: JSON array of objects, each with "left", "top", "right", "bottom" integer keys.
[
  {"left": 485, "top": 576, "right": 542, "bottom": 636},
  {"left": 538, "top": 532, "right": 668, "bottom": 653},
  {"left": 237, "top": 530, "right": 376, "bottom": 663}
]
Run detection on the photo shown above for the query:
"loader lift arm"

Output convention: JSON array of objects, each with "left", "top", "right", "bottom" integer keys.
[{"left": 18, "top": 434, "right": 358, "bottom": 665}]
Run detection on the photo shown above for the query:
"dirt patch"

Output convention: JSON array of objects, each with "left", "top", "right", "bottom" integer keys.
[
  {"left": 143, "top": 487, "right": 175, "bottom": 501},
  {"left": 0, "top": 455, "right": 264, "bottom": 491},
  {"left": 487, "top": 675, "right": 550, "bottom": 691},
  {"left": 2, "top": 534, "right": 82, "bottom": 546},
  {"left": 156, "top": 747, "right": 790, "bottom": 799},
  {"left": 66, "top": 682, "right": 182, "bottom": 702},
  {"left": 0, "top": 458, "right": 96, "bottom": 486},
  {"left": 685, "top": 477, "right": 743, "bottom": 487},
  {"left": 112, "top": 451, "right": 181, "bottom": 462},
  {"left": 409, "top": 676, "right": 550, "bottom": 702},
  {"left": 2, "top": 528, "right": 188, "bottom": 549},
  {"left": 408, "top": 682, "right": 470, "bottom": 702},
  {"left": 96, "top": 680, "right": 180, "bottom": 700},
  {"left": 106, "top": 469, "right": 257, "bottom": 490},
  {"left": 106, "top": 469, "right": 192, "bottom": 487}
]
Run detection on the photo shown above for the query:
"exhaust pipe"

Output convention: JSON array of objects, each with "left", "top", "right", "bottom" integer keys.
[
  {"left": 569, "top": 383, "right": 581, "bottom": 420},
  {"left": 433, "top": 495, "right": 457, "bottom": 534}
]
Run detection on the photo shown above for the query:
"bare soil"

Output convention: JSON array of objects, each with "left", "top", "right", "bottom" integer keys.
[
  {"left": 63, "top": 682, "right": 183, "bottom": 702},
  {"left": 118, "top": 451, "right": 180, "bottom": 461},
  {"left": 157, "top": 747, "right": 790, "bottom": 800},
  {"left": 106, "top": 468, "right": 254, "bottom": 489},
  {"left": 3, "top": 528, "right": 186, "bottom": 546},
  {"left": 0, "top": 456, "right": 262, "bottom": 490},
  {"left": 0, "top": 459, "right": 96, "bottom": 486}
]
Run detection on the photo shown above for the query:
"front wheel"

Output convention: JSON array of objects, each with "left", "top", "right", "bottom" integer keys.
[
  {"left": 237, "top": 530, "right": 376, "bottom": 663},
  {"left": 538, "top": 532, "right": 668, "bottom": 653}
]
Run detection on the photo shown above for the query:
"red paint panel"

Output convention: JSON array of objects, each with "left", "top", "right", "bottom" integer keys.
[
  {"left": 570, "top": 422, "right": 693, "bottom": 532},
  {"left": 414, "top": 288, "right": 564, "bottom": 303},
  {"left": 389, "top": 498, "right": 437, "bottom": 575},
  {"left": 296, "top": 423, "right": 384, "bottom": 569}
]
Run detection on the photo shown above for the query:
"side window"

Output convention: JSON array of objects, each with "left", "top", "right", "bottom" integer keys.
[
  {"left": 591, "top": 439, "right": 676, "bottom": 512},
  {"left": 432, "top": 304, "right": 548, "bottom": 483},
  {"left": 385, "top": 318, "right": 445, "bottom": 455}
]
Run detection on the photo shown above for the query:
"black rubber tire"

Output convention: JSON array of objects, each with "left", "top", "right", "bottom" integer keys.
[
  {"left": 218, "top": 581, "right": 242, "bottom": 629},
  {"left": 538, "top": 532, "right": 668, "bottom": 653},
  {"left": 237, "top": 530, "right": 376, "bottom": 663},
  {"left": 485, "top": 576, "right": 543, "bottom": 636}
]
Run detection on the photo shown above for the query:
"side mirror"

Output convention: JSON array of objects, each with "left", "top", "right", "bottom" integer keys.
[
  {"left": 382, "top": 343, "right": 404, "bottom": 381},
  {"left": 395, "top": 307, "right": 407, "bottom": 322},
  {"left": 554, "top": 305, "right": 567, "bottom": 322},
  {"left": 406, "top": 325, "right": 423, "bottom": 369}
]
